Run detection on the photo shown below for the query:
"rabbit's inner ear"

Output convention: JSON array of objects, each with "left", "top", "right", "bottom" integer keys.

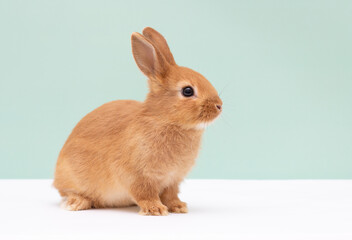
[
  {"left": 142, "top": 27, "right": 176, "bottom": 65},
  {"left": 131, "top": 32, "right": 169, "bottom": 79}
]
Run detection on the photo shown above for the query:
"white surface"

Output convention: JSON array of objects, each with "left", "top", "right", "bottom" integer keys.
[{"left": 0, "top": 180, "right": 352, "bottom": 240}]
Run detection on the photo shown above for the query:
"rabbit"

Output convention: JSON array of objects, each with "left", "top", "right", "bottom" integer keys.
[{"left": 53, "top": 27, "right": 222, "bottom": 216}]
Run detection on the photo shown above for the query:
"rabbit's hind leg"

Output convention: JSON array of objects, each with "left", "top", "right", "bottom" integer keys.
[{"left": 61, "top": 193, "right": 92, "bottom": 211}]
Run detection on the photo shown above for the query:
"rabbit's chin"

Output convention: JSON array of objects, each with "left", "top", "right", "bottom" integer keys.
[{"left": 194, "top": 116, "right": 219, "bottom": 130}]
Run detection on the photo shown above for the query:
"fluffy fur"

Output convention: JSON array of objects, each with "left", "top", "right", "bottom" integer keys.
[{"left": 53, "top": 27, "right": 222, "bottom": 215}]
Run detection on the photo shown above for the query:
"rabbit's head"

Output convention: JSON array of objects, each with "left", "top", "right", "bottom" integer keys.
[{"left": 132, "top": 27, "right": 222, "bottom": 130}]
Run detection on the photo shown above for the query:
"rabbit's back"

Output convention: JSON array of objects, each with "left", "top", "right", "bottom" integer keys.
[{"left": 70, "top": 100, "right": 142, "bottom": 139}]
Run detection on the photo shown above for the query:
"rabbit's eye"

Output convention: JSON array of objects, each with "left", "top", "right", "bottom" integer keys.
[{"left": 182, "top": 86, "right": 194, "bottom": 97}]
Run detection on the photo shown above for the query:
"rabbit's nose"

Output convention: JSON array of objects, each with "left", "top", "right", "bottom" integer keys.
[{"left": 216, "top": 104, "right": 222, "bottom": 111}]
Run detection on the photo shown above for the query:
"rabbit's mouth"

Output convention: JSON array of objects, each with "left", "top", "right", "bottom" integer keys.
[{"left": 197, "top": 98, "right": 222, "bottom": 124}]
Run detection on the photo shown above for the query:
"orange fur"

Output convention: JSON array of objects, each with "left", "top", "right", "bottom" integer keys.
[{"left": 54, "top": 27, "right": 222, "bottom": 215}]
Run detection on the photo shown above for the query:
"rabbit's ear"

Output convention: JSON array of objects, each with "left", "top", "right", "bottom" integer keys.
[
  {"left": 142, "top": 27, "right": 176, "bottom": 65},
  {"left": 131, "top": 32, "right": 169, "bottom": 78}
]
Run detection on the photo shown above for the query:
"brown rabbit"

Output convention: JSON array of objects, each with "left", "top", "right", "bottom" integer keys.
[{"left": 54, "top": 27, "right": 222, "bottom": 215}]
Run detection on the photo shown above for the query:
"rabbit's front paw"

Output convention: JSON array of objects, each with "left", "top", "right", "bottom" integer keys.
[
  {"left": 167, "top": 200, "right": 188, "bottom": 213},
  {"left": 138, "top": 200, "right": 168, "bottom": 216}
]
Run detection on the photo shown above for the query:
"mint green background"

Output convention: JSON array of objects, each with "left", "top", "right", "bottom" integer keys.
[{"left": 1, "top": 0, "right": 351, "bottom": 179}]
